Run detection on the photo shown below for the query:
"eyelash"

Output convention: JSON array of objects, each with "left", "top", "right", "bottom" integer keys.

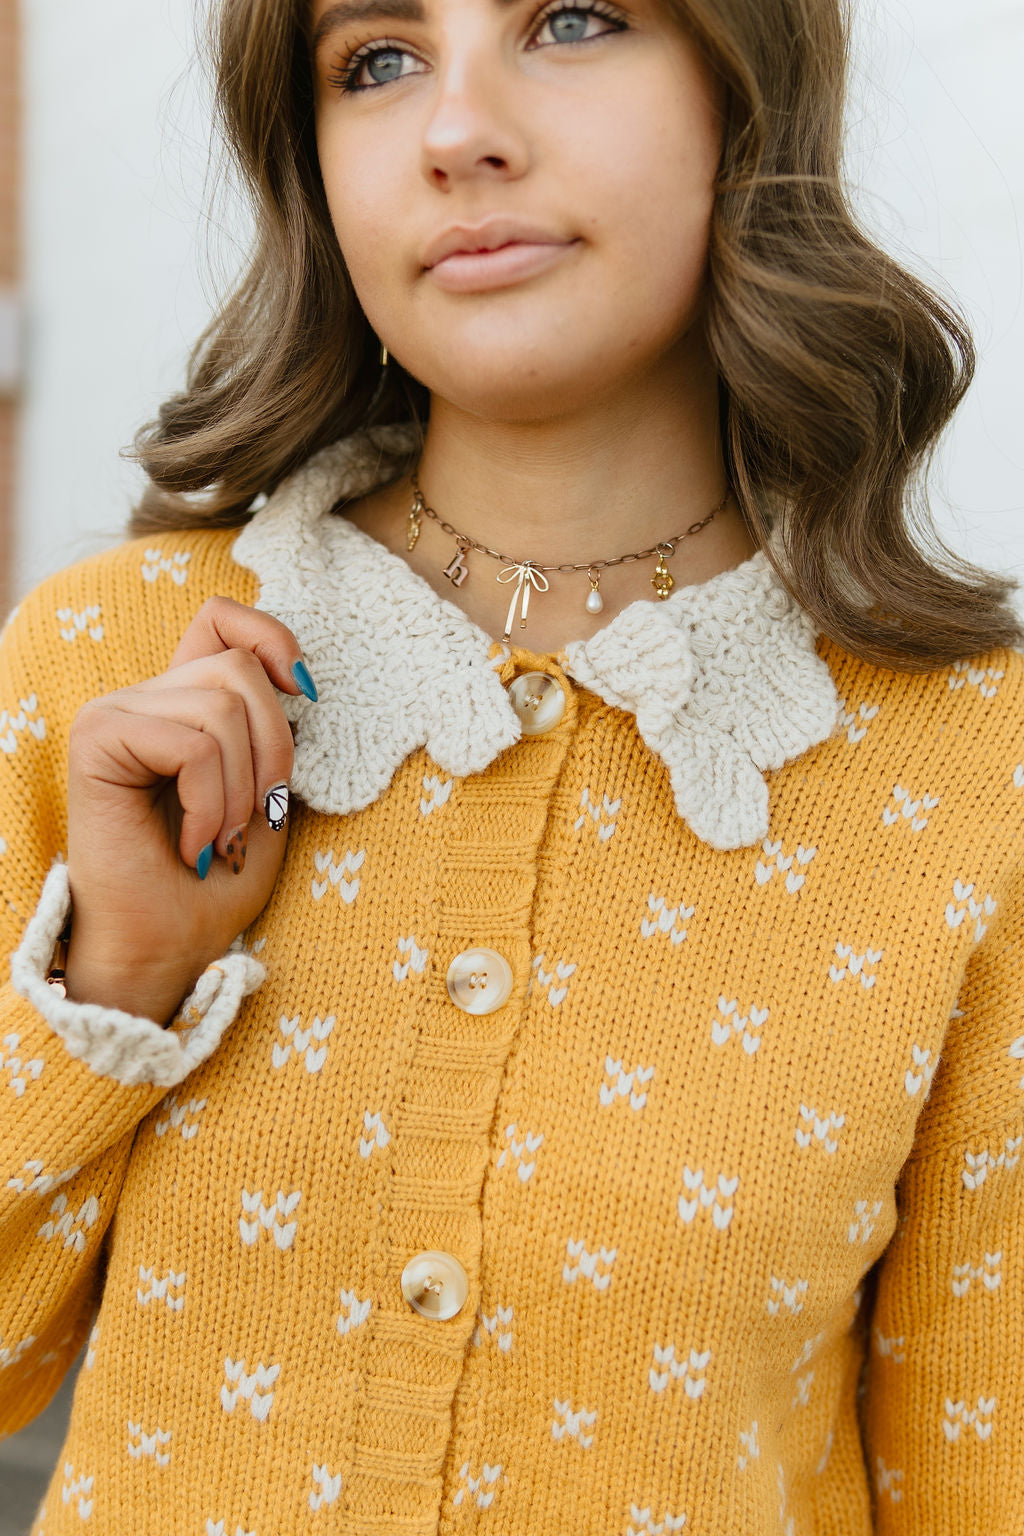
[{"left": 325, "top": 0, "right": 629, "bottom": 95}]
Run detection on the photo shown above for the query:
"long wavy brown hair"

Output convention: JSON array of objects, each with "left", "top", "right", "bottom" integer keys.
[{"left": 131, "top": 0, "right": 1021, "bottom": 669}]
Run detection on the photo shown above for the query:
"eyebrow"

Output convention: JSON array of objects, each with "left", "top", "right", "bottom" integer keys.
[
  {"left": 311, "top": 0, "right": 426, "bottom": 51},
  {"left": 310, "top": 0, "right": 521, "bottom": 51}
]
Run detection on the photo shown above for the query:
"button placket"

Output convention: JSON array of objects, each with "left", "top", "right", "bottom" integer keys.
[{"left": 347, "top": 655, "right": 576, "bottom": 1528}]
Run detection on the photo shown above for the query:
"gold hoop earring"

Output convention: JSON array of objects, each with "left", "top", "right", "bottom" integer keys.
[{"left": 380, "top": 341, "right": 390, "bottom": 368}]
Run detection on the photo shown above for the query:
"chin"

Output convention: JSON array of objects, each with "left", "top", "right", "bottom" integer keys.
[
  {"left": 411, "top": 346, "right": 646, "bottom": 425},
  {"left": 397, "top": 296, "right": 706, "bottom": 425}
]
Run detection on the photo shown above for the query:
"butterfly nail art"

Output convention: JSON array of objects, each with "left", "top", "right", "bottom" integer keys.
[{"left": 264, "top": 783, "right": 289, "bottom": 832}]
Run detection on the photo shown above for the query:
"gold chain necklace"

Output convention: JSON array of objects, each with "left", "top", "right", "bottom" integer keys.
[{"left": 406, "top": 473, "right": 731, "bottom": 643}]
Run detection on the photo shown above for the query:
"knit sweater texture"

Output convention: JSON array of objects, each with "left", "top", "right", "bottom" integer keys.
[{"left": 1, "top": 432, "right": 1023, "bottom": 1535}]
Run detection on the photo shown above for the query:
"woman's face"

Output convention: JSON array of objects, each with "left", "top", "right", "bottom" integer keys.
[{"left": 309, "top": 0, "right": 724, "bottom": 419}]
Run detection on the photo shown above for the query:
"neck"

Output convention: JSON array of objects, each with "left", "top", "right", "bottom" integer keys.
[
  {"left": 417, "top": 336, "right": 731, "bottom": 567},
  {"left": 349, "top": 335, "right": 759, "bottom": 653}
]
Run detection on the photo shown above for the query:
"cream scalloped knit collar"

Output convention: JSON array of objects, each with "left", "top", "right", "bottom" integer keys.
[{"left": 232, "top": 426, "right": 840, "bottom": 850}]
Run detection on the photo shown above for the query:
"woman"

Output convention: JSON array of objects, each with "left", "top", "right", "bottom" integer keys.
[{"left": 1, "top": 0, "right": 1021, "bottom": 1529}]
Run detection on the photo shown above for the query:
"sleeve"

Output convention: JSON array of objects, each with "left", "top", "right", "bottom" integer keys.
[
  {"left": 860, "top": 860, "right": 1024, "bottom": 1533},
  {"left": 0, "top": 568, "right": 263, "bottom": 1437}
]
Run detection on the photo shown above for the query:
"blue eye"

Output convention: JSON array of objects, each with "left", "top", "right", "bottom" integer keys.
[
  {"left": 328, "top": 40, "right": 422, "bottom": 93},
  {"left": 364, "top": 48, "right": 405, "bottom": 84},
  {"left": 326, "top": 0, "right": 627, "bottom": 94},
  {"left": 549, "top": 11, "right": 590, "bottom": 41},
  {"left": 531, "top": 3, "right": 628, "bottom": 49}
]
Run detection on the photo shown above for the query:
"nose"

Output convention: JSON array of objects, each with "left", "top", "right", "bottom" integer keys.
[{"left": 420, "top": 52, "right": 529, "bottom": 189}]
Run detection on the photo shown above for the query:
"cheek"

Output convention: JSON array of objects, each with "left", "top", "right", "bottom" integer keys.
[
  {"left": 585, "top": 130, "right": 716, "bottom": 303},
  {"left": 317, "top": 138, "right": 400, "bottom": 301},
  {"left": 566, "top": 68, "right": 720, "bottom": 259}
]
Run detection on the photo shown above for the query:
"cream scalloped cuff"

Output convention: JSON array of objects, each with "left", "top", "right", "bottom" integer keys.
[{"left": 9, "top": 862, "right": 266, "bottom": 1088}]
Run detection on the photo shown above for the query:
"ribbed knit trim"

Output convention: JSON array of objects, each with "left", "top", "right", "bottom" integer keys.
[
  {"left": 9, "top": 862, "right": 265, "bottom": 1088},
  {"left": 233, "top": 427, "right": 840, "bottom": 849}
]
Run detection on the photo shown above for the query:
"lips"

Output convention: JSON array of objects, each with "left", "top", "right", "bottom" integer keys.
[
  {"left": 422, "top": 218, "right": 577, "bottom": 294},
  {"left": 422, "top": 218, "right": 571, "bottom": 270}
]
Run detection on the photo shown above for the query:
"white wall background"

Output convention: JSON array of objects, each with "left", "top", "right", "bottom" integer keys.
[
  {"left": 14, "top": 0, "right": 243, "bottom": 595},
  {"left": 12, "top": 0, "right": 1024, "bottom": 601}
]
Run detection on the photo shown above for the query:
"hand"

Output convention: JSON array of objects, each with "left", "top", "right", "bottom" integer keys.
[{"left": 64, "top": 597, "right": 315, "bottom": 1023}]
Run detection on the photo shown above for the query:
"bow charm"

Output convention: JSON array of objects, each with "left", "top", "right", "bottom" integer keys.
[{"left": 497, "top": 562, "right": 551, "bottom": 642}]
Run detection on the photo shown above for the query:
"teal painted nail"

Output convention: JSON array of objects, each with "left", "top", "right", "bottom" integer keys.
[
  {"left": 196, "top": 843, "right": 214, "bottom": 881},
  {"left": 292, "top": 659, "right": 319, "bottom": 703}
]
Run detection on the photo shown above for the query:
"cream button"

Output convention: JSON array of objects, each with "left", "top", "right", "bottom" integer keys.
[
  {"left": 507, "top": 672, "right": 567, "bottom": 736},
  {"left": 401, "top": 1250, "right": 469, "bottom": 1320},
  {"left": 447, "top": 947, "right": 514, "bottom": 1015}
]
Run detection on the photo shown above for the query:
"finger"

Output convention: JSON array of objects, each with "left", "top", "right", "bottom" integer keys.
[
  {"left": 169, "top": 595, "right": 318, "bottom": 701},
  {"left": 72, "top": 707, "right": 227, "bottom": 871},
  {"left": 105, "top": 686, "right": 258, "bottom": 856},
  {"left": 121, "top": 651, "right": 295, "bottom": 840}
]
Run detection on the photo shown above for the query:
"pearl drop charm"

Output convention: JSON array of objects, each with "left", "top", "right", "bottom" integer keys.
[{"left": 585, "top": 568, "right": 604, "bottom": 614}]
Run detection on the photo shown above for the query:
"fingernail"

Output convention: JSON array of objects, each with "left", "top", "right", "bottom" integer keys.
[
  {"left": 264, "top": 782, "right": 289, "bottom": 831},
  {"left": 292, "top": 659, "right": 319, "bottom": 703},
  {"left": 226, "top": 828, "right": 248, "bottom": 875},
  {"left": 196, "top": 843, "right": 214, "bottom": 881}
]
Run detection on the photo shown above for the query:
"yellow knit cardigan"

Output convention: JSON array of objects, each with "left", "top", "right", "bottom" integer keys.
[{"left": 1, "top": 471, "right": 1023, "bottom": 1534}]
